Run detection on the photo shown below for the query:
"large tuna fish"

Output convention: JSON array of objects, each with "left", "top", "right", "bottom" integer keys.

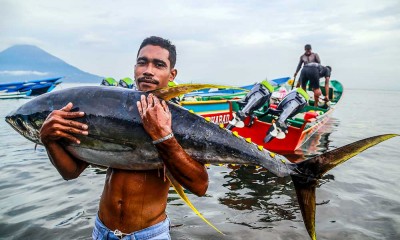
[{"left": 5, "top": 84, "right": 398, "bottom": 240}]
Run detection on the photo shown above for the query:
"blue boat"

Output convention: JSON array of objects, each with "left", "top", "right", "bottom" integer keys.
[{"left": 0, "top": 77, "right": 62, "bottom": 98}]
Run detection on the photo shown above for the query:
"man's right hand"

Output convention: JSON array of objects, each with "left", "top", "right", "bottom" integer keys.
[
  {"left": 137, "top": 93, "right": 172, "bottom": 141},
  {"left": 40, "top": 102, "right": 88, "bottom": 145}
]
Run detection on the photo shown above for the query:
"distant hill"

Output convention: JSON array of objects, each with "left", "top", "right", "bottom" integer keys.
[{"left": 0, "top": 45, "right": 103, "bottom": 83}]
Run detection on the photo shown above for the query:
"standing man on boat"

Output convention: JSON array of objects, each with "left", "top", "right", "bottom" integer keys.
[
  {"left": 294, "top": 44, "right": 321, "bottom": 87},
  {"left": 39, "top": 36, "right": 209, "bottom": 239},
  {"left": 298, "top": 63, "right": 332, "bottom": 106}
]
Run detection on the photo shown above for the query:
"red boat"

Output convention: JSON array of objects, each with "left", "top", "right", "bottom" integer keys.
[{"left": 180, "top": 80, "right": 343, "bottom": 152}]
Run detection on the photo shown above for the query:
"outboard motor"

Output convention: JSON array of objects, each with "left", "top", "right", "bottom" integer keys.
[
  {"left": 264, "top": 88, "right": 309, "bottom": 142},
  {"left": 226, "top": 80, "right": 274, "bottom": 130},
  {"left": 101, "top": 77, "right": 118, "bottom": 86},
  {"left": 119, "top": 77, "right": 135, "bottom": 89}
]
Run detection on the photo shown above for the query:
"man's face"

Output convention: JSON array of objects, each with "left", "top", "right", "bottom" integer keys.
[
  {"left": 134, "top": 45, "right": 177, "bottom": 91},
  {"left": 304, "top": 48, "right": 312, "bottom": 56}
]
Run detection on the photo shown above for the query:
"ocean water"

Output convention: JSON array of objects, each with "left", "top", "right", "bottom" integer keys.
[{"left": 0, "top": 85, "right": 399, "bottom": 240}]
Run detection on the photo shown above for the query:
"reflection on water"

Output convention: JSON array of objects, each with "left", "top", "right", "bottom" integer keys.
[
  {"left": 285, "top": 117, "right": 340, "bottom": 162},
  {"left": 217, "top": 118, "right": 340, "bottom": 228},
  {"left": 220, "top": 167, "right": 297, "bottom": 225}
]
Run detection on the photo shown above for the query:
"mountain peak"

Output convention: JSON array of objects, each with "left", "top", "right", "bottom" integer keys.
[
  {"left": 0, "top": 45, "right": 103, "bottom": 83},
  {"left": 3, "top": 44, "right": 44, "bottom": 51}
]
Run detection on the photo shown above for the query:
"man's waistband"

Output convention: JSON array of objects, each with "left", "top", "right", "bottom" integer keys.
[
  {"left": 304, "top": 62, "right": 320, "bottom": 68},
  {"left": 94, "top": 214, "right": 170, "bottom": 239}
]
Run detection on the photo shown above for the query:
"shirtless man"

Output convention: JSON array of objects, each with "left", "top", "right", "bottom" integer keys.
[
  {"left": 294, "top": 44, "right": 321, "bottom": 88},
  {"left": 39, "top": 36, "right": 209, "bottom": 239}
]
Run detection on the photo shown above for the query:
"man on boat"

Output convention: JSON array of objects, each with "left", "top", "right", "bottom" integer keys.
[
  {"left": 294, "top": 44, "right": 321, "bottom": 87},
  {"left": 298, "top": 63, "right": 332, "bottom": 106},
  {"left": 39, "top": 36, "right": 209, "bottom": 239}
]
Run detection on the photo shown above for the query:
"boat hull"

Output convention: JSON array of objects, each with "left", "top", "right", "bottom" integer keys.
[{"left": 181, "top": 80, "right": 343, "bottom": 152}]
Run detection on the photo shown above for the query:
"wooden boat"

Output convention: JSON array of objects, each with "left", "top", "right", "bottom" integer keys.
[
  {"left": 179, "top": 100, "right": 235, "bottom": 125},
  {"left": 183, "top": 77, "right": 290, "bottom": 101},
  {"left": 180, "top": 79, "right": 343, "bottom": 152}
]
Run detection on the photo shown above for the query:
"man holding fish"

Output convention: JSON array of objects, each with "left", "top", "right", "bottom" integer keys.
[{"left": 39, "top": 36, "right": 208, "bottom": 239}]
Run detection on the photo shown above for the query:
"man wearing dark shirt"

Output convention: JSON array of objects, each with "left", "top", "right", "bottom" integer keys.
[{"left": 298, "top": 63, "right": 332, "bottom": 106}]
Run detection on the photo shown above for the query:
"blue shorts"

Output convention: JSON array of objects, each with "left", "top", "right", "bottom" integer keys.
[{"left": 92, "top": 214, "right": 171, "bottom": 240}]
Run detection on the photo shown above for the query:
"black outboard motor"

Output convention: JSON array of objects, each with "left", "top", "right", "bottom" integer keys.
[
  {"left": 226, "top": 80, "right": 274, "bottom": 130},
  {"left": 264, "top": 88, "right": 309, "bottom": 142}
]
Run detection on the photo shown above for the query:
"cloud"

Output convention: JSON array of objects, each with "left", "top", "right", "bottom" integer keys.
[
  {"left": 2, "top": 37, "right": 45, "bottom": 47},
  {"left": 78, "top": 33, "right": 112, "bottom": 46},
  {"left": 0, "top": 70, "right": 49, "bottom": 76},
  {"left": 1, "top": 0, "right": 399, "bottom": 90}
]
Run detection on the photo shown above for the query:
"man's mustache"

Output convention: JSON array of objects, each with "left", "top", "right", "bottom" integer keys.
[{"left": 137, "top": 77, "right": 159, "bottom": 85}]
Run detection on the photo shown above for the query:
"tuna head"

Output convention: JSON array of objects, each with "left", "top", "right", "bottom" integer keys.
[{"left": 5, "top": 110, "right": 46, "bottom": 144}]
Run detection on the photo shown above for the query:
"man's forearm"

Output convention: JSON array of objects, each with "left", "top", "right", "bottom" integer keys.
[
  {"left": 154, "top": 137, "right": 208, "bottom": 196},
  {"left": 44, "top": 142, "right": 88, "bottom": 180},
  {"left": 325, "top": 77, "right": 330, "bottom": 99}
]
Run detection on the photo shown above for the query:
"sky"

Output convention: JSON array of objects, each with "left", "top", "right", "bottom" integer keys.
[{"left": 1, "top": 0, "right": 399, "bottom": 90}]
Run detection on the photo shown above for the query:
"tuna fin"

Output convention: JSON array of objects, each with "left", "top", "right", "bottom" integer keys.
[
  {"left": 166, "top": 171, "right": 225, "bottom": 235},
  {"left": 292, "top": 134, "right": 398, "bottom": 240},
  {"left": 151, "top": 84, "right": 247, "bottom": 101},
  {"left": 292, "top": 176, "right": 317, "bottom": 240},
  {"left": 296, "top": 134, "right": 399, "bottom": 179}
]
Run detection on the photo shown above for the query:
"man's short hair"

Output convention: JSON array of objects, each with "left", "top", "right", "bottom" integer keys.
[
  {"left": 304, "top": 44, "right": 312, "bottom": 50},
  {"left": 137, "top": 36, "right": 177, "bottom": 68}
]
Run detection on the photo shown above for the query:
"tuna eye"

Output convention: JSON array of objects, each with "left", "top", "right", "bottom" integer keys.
[{"left": 16, "top": 118, "right": 27, "bottom": 131}]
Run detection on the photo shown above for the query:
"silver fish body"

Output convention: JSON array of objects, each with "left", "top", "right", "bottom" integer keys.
[{"left": 5, "top": 86, "right": 294, "bottom": 176}]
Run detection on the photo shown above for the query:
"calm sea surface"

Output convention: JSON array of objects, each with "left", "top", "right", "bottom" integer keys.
[{"left": 0, "top": 84, "right": 399, "bottom": 240}]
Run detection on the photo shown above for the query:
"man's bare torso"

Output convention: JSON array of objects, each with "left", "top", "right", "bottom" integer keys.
[{"left": 98, "top": 168, "right": 170, "bottom": 233}]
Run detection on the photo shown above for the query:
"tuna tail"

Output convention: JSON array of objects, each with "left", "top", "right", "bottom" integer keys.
[{"left": 291, "top": 134, "right": 398, "bottom": 240}]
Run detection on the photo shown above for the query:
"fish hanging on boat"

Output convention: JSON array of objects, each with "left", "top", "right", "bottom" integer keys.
[{"left": 5, "top": 84, "right": 398, "bottom": 240}]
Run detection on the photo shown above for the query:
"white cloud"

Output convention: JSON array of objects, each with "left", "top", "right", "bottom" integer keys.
[
  {"left": 1, "top": 0, "right": 399, "bottom": 90},
  {"left": 230, "top": 31, "right": 274, "bottom": 46},
  {"left": 0, "top": 70, "right": 49, "bottom": 76},
  {"left": 2, "top": 37, "right": 45, "bottom": 47},
  {"left": 78, "top": 33, "right": 112, "bottom": 46}
]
